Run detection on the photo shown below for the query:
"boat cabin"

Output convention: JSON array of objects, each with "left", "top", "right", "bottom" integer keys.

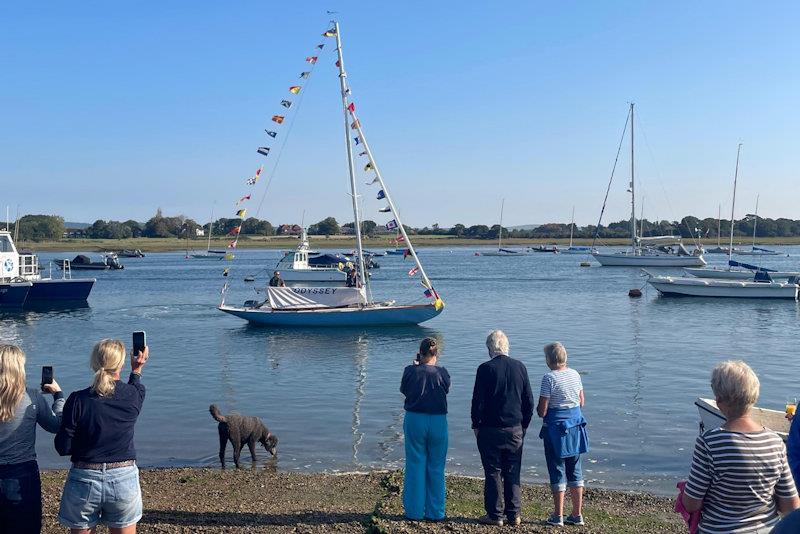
[{"left": 0, "top": 231, "right": 40, "bottom": 282}]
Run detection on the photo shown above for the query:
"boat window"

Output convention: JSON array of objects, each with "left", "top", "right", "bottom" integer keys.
[{"left": 0, "top": 235, "right": 12, "bottom": 253}]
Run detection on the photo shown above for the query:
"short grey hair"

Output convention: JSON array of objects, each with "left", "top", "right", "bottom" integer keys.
[
  {"left": 711, "top": 360, "right": 759, "bottom": 418},
  {"left": 486, "top": 330, "right": 509, "bottom": 356},
  {"left": 544, "top": 342, "right": 567, "bottom": 367}
]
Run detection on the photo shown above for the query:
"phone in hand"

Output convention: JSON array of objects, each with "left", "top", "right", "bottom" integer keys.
[
  {"left": 132, "top": 331, "right": 146, "bottom": 356},
  {"left": 41, "top": 366, "right": 53, "bottom": 390}
]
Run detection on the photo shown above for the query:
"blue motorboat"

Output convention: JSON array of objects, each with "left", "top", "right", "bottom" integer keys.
[{"left": 0, "top": 231, "right": 95, "bottom": 309}]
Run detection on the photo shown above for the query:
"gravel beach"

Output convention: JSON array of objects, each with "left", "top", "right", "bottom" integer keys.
[{"left": 39, "top": 468, "right": 684, "bottom": 533}]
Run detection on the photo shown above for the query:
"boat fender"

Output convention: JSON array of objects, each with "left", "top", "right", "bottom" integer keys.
[
  {"left": 628, "top": 288, "right": 643, "bottom": 298},
  {"left": 580, "top": 261, "right": 591, "bottom": 267}
]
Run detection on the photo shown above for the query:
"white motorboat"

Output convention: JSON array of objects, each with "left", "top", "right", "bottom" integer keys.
[
  {"left": 695, "top": 398, "right": 790, "bottom": 441},
  {"left": 219, "top": 22, "right": 444, "bottom": 326},
  {"left": 646, "top": 271, "right": 798, "bottom": 299},
  {"left": 274, "top": 228, "right": 347, "bottom": 284},
  {"left": 592, "top": 104, "right": 706, "bottom": 267},
  {"left": 684, "top": 263, "right": 800, "bottom": 281}
]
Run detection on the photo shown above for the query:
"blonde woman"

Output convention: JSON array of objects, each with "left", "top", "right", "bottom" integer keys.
[
  {"left": 0, "top": 344, "right": 63, "bottom": 534},
  {"left": 682, "top": 361, "right": 800, "bottom": 533},
  {"left": 55, "top": 339, "right": 148, "bottom": 534}
]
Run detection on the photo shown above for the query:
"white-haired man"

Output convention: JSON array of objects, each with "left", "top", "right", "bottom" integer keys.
[{"left": 471, "top": 330, "right": 534, "bottom": 526}]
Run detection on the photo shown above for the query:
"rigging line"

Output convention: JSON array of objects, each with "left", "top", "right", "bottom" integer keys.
[
  {"left": 635, "top": 112, "right": 700, "bottom": 246},
  {"left": 251, "top": 47, "right": 330, "bottom": 222},
  {"left": 591, "top": 109, "right": 631, "bottom": 250}
]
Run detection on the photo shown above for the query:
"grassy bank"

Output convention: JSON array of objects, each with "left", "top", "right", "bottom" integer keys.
[
  {"left": 40, "top": 468, "right": 683, "bottom": 533},
  {"left": 18, "top": 235, "right": 800, "bottom": 253}
]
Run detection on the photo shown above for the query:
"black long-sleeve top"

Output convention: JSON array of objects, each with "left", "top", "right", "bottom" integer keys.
[
  {"left": 470, "top": 355, "right": 534, "bottom": 430},
  {"left": 55, "top": 373, "right": 145, "bottom": 463},
  {"left": 401, "top": 363, "right": 450, "bottom": 414}
]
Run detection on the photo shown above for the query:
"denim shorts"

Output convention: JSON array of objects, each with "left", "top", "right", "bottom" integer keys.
[{"left": 58, "top": 463, "right": 142, "bottom": 529}]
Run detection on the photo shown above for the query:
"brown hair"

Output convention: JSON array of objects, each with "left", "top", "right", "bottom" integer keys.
[{"left": 417, "top": 338, "right": 439, "bottom": 363}]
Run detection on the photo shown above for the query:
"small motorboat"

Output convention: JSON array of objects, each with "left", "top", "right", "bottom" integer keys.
[
  {"left": 529, "top": 245, "right": 559, "bottom": 253},
  {"left": 695, "top": 397, "right": 789, "bottom": 441},
  {"left": 115, "top": 249, "right": 145, "bottom": 258},
  {"left": 385, "top": 248, "right": 408, "bottom": 255},
  {"left": 55, "top": 254, "right": 124, "bottom": 270},
  {"left": 645, "top": 269, "right": 799, "bottom": 299}
]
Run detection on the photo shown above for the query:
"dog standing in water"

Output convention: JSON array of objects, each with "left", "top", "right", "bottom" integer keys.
[{"left": 209, "top": 404, "right": 278, "bottom": 468}]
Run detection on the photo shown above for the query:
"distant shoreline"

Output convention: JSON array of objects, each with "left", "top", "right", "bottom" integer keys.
[{"left": 17, "top": 235, "right": 800, "bottom": 254}]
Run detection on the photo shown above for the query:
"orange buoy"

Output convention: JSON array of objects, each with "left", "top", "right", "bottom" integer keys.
[{"left": 628, "top": 288, "right": 642, "bottom": 298}]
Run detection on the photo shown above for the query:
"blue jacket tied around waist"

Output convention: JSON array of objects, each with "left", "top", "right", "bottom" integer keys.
[{"left": 539, "top": 406, "right": 589, "bottom": 458}]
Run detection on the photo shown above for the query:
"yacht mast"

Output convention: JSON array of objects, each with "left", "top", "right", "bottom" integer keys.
[
  {"left": 206, "top": 206, "right": 214, "bottom": 253},
  {"left": 752, "top": 194, "right": 759, "bottom": 249},
  {"left": 717, "top": 204, "right": 722, "bottom": 247},
  {"left": 333, "top": 22, "right": 369, "bottom": 297},
  {"left": 629, "top": 103, "right": 637, "bottom": 251},
  {"left": 728, "top": 144, "right": 742, "bottom": 265},
  {"left": 569, "top": 206, "right": 575, "bottom": 248},
  {"left": 498, "top": 199, "right": 505, "bottom": 251}
]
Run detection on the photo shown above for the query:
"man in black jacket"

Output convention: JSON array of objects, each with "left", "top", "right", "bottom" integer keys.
[{"left": 471, "top": 330, "right": 534, "bottom": 526}]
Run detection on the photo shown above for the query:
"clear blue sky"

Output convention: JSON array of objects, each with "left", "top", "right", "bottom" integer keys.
[{"left": 2, "top": 1, "right": 798, "bottom": 228}]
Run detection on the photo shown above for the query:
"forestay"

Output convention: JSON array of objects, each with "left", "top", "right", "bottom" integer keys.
[{"left": 266, "top": 287, "right": 367, "bottom": 310}]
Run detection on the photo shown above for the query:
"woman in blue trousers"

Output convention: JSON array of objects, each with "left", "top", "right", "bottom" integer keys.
[{"left": 400, "top": 337, "right": 450, "bottom": 521}]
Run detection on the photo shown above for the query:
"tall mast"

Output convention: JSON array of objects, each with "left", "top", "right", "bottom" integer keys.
[
  {"left": 728, "top": 144, "right": 742, "bottom": 265},
  {"left": 752, "top": 194, "right": 759, "bottom": 248},
  {"left": 639, "top": 196, "right": 645, "bottom": 238},
  {"left": 206, "top": 206, "right": 214, "bottom": 253},
  {"left": 333, "top": 21, "right": 369, "bottom": 297},
  {"left": 569, "top": 206, "right": 575, "bottom": 248},
  {"left": 629, "top": 103, "right": 636, "bottom": 251},
  {"left": 498, "top": 199, "right": 505, "bottom": 251},
  {"left": 717, "top": 204, "right": 721, "bottom": 247}
]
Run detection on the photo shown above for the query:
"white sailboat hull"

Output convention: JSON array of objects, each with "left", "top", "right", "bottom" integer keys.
[
  {"left": 684, "top": 267, "right": 800, "bottom": 280},
  {"left": 593, "top": 252, "right": 706, "bottom": 267},
  {"left": 479, "top": 251, "right": 529, "bottom": 257},
  {"left": 647, "top": 275, "right": 799, "bottom": 299},
  {"left": 219, "top": 302, "right": 443, "bottom": 326}
]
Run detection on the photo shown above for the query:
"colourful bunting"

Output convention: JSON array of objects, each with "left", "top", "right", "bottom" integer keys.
[
  {"left": 272, "top": 115, "right": 285, "bottom": 124},
  {"left": 377, "top": 190, "right": 386, "bottom": 200},
  {"left": 396, "top": 234, "right": 406, "bottom": 243},
  {"left": 316, "top": 44, "right": 325, "bottom": 49},
  {"left": 228, "top": 240, "right": 237, "bottom": 248},
  {"left": 265, "top": 130, "right": 277, "bottom": 137},
  {"left": 347, "top": 102, "right": 355, "bottom": 113},
  {"left": 335, "top": 60, "right": 341, "bottom": 68},
  {"left": 424, "top": 289, "right": 433, "bottom": 298},
  {"left": 257, "top": 147, "right": 270, "bottom": 156},
  {"left": 289, "top": 86, "right": 301, "bottom": 94},
  {"left": 359, "top": 151, "right": 367, "bottom": 156},
  {"left": 364, "top": 162, "right": 374, "bottom": 171},
  {"left": 354, "top": 137, "right": 360, "bottom": 145},
  {"left": 228, "top": 227, "right": 241, "bottom": 236},
  {"left": 281, "top": 100, "right": 292, "bottom": 108},
  {"left": 365, "top": 176, "right": 379, "bottom": 185},
  {"left": 224, "top": 253, "right": 235, "bottom": 261},
  {"left": 246, "top": 167, "right": 262, "bottom": 185},
  {"left": 300, "top": 71, "right": 310, "bottom": 79},
  {"left": 322, "top": 29, "right": 336, "bottom": 37},
  {"left": 404, "top": 249, "right": 412, "bottom": 259},
  {"left": 223, "top": 268, "right": 229, "bottom": 277},
  {"left": 378, "top": 206, "right": 391, "bottom": 213},
  {"left": 236, "top": 209, "right": 247, "bottom": 218},
  {"left": 306, "top": 56, "right": 318, "bottom": 64},
  {"left": 385, "top": 219, "right": 397, "bottom": 230},
  {"left": 350, "top": 119, "right": 360, "bottom": 129},
  {"left": 237, "top": 194, "right": 251, "bottom": 205},
  {"left": 408, "top": 266, "right": 419, "bottom": 277}
]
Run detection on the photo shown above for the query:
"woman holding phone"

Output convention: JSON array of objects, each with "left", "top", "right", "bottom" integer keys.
[
  {"left": 55, "top": 339, "right": 148, "bottom": 534},
  {"left": 0, "top": 344, "right": 64, "bottom": 534}
]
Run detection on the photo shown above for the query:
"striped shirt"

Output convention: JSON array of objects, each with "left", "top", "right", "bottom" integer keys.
[
  {"left": 539, "top": 368, "right": 582, "bottom": 409},
  {"left": 684, "top": 428, "right": 798, "bottom": 534}
]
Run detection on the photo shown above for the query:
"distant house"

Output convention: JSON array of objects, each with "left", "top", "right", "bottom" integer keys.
[
  {"left": 277, "top": 224, "right": 302, "bottom": 236},
  {"left": 195, "top": 228, "right": 205, "bottom": 237},
  {"left": 62, "top": 229, "right": 86, "bottom": 238}
]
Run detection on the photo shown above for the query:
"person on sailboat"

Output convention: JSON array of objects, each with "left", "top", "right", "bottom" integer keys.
[
  {"left": 268, "top": 271, "right": 285, "bottom": 288},
  {"left": 537, "top": 342, "right": 588, "bottom": 527},
  {"left": 345, "top": 269, "right": 358, "bottom": 288},
  {"left": 400, "top": 338, "right": 449, "bottom": 522},
  {"left": 470, "top": 330, "right": 534, "bottom": 527}
]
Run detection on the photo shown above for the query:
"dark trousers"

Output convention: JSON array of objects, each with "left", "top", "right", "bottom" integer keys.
[
  {"left": 476, "top": 426, "right": 524, "bottom": 520},
  {"left": 0, "top": 460, "right": 42, "bottom": 534}
]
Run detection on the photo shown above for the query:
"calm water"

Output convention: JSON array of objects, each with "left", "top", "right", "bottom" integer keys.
[{"left": 3, "top": 246, "right": 800, "bottom": 494}]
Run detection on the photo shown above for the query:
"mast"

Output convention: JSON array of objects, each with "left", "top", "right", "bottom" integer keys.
[
  {"left": 629, "top": 103, "right": 636, "bottom": 251},
  {"left": 333, "top": 21, "right": 369, "bottom": 298},
  {"left": 752, "top": 194, "right": 759, "bottom": 249},
  {"left": 639, "top": 196, "right": 645, "bottom": 238},
  {"left": 206, "top": 206, "right": 214, "bottom": 253},
  {"left": 717, "top": 204, "right": 722, "bottom": 247},
  {"left": 569, "top": 206, "right": 575, "bottom": 248},
  {"left": 728, "top": 144, "right": 742, "bottom": 265},
  {"left": 498, "top": 199, "right": 505, "bottom": 251}
]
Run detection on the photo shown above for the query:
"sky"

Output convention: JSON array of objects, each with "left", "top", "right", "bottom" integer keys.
[{"left": 1, "top": 1, "right": 798, "bottom": 228}]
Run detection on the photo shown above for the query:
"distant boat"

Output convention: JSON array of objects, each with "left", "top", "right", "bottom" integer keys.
[
  {"left": 733, "top": 196, "right": 780, "bottom": 256},
  {"left": 275, "top": 228, "right": 348, "bottom": 284},
  {"left": 529, "top": 245, "right": 559, "bottom": 253},
  {"left": 695, "top": 397, "right": 789, "bottom": 441},
  {"left": 645, "top": 144, "right": 799, "bottom": 299},
  {"left": 476, "top": 199, "right": 529, "bottom": 256},
  {"left": 705, "top": 204, "right": 738, "bottom": 254},
  {"left": 190, "top": 207, "right": 226, "bottom": 259},
  {"left": 592, "top": 104, "right": 706, "bottom": 267},
  {"left": 116, "top": 249, "right": 145, "bottom": 258},
  {"left": 55, "top": 254, "right": 124, "bottom": 270},
  {"left": 385, "top": 248, "right": 407, "bottom": 256},
  {"left": 562, "top": 207, "right": 596, "bottom": 254}
]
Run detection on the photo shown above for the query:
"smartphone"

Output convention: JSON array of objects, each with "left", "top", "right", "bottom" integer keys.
[
  {"left": 132, "top": 331, "right": 146, "bottom": 355},
  {"left": 41, "top": 366, "right": 53, "bottom": 389}
]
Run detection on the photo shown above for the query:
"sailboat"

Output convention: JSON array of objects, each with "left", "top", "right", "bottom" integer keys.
[
  {"left": 705, "top": 204, "right": 737, "bottom": 254},
  {"left": 733, "top": 196, "right": 780, "bottom": 256},
  {"left": 190, "top": 208, "right": 226, "bottom": 259},
  {"left": 561, "top": 206, "right": 595, "bottom": 254},
  {"left": 476, "top": 199, "right": 529, "bottom": 256},
  {"left": 219, "top": 22, "right": 444, "bottom": 326},
  {"left": 592, "top": 104, "right": 706, "bottom": 267},
  {"left": 646, "top": 145, "right": 799, "bottom": 299}
]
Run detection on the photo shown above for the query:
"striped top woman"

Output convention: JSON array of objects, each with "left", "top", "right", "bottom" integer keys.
[{"left": 683, "top": 360, "right": 799, "bottom": 534}]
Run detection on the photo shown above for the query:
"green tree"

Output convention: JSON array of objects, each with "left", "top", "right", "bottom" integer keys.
[
  {"left": 16, "top": 215, "right": 65, "bottom": 241},
  {"left": 361, "top": 220, "right": 377, "bottom": 236},
  {"left": 313, "top": 217, "right": 340, "bottom": 236}
]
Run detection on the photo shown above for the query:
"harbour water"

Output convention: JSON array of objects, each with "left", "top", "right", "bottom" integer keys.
[{"left": 3, "top": 246, "right": 799, "bottom": 495}]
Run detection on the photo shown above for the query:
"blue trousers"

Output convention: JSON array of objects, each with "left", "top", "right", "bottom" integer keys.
[{"left": 403, "top": 411, "right": 448, "bottom": 520}]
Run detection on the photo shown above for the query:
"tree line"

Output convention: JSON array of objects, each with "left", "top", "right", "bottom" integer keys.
[{"left": 9, "top": 212, "right": 800, "bottom": 242}]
